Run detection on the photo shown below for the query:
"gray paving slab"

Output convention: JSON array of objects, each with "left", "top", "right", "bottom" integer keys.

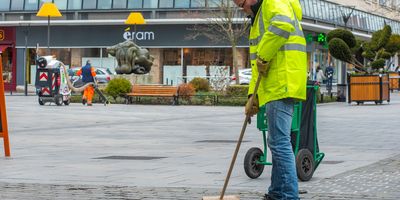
[{"left": 0, "top": 92, "right": 400, "bottom": 199}]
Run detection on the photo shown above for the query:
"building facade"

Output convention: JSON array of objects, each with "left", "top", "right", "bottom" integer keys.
[{"left": 0, "top": 0, "right": 400, "bottom": 91}]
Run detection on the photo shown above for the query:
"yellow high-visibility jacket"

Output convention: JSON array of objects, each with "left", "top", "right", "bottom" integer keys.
[{"left": 248, "top": 0, "right": 307, "bottom": 106}]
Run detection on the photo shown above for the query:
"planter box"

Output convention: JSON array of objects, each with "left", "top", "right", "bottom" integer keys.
[
  {"left": 389, "top": 72, "right": 400, "bottom": 91},
  {"left": 347, "top": 74, "right": 390, "bottom": 105}
]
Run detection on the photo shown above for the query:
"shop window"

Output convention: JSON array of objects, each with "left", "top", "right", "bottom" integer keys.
[
  {"left": 208, "top": 0, "right": 221, "bottom": 7},
  {"left": 191, "top": 0, "right": 206, "bottom": 7},
  {"left": 25, "top": 0, "right": 38, "bottom": 10},
  {"left": 83, "top": 0, "right": 96, "bottom": 9},
  {"left": 68, "top": 0, "right": 82, "bottom": 10},
  {"left": 0, "top": 0, "right": 10, "bottom": 11},
  {"left": 163, "top": 49, "right": 181, "bottom": 65},
  {"left": 175, "top": 0, "right": 190, "bottom": 8},
  {"left": 10, "top": 0, "right": 24, "bottom": 10},
  {"left": 54, "top": 0, "right": 67, "bottom": 10},
  {"left": 1, "top": 47, "right": 12, "bottom": 84},
  {"left": 98, "top": 0, "right": 112, "bottom": 9},
  {"left": 128, "top": 0, "right": 142, "bottom": 8},
  {"left": 143, "top": 0, "right": 158, "bottom": 8},
  {"left": 159, "top": 0, "right": 173, "bottom": 8},
  {"left": 113, "top": 0, "right": 126, "bottom": 9}
]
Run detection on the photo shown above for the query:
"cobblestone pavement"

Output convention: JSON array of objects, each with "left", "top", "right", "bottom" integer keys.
[
  {"left": 1, "top": 154, "right": 399, "bottom": 199},
  {"left": 2, "top": 93, "right": 400, "bottom": 199}
]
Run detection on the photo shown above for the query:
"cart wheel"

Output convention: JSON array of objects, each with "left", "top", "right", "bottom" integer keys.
[
  {"left": 296, "top": 149, "right": 314, "bottom": 181},
  {"left": 38, "top": 97, "right": 45, "bottom": 105},
  {"left": 63, "top": 99, "right": 70, "bottom": 106},
  {"left": 55, "top": 95, "right": 63, "bottom": 106},
  {"left": 244, "top": 147, "right": 265, "bottom": 179}
]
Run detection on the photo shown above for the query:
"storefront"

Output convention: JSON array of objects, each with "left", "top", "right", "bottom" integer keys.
[
  {"left": 0, "top": 27, "right": 16, "bottom": 91},
  {"left": 13, "top": 23, "right": 249, "bottom": 87}
]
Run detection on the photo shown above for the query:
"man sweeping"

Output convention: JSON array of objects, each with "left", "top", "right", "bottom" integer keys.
[
  {"left": 234, "top": 0, "right": 307, "bottom": 199},
  {"left": 76, "top": 60, "right": 97, "bottom": 106}
]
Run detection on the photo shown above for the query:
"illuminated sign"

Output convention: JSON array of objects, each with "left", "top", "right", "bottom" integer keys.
[
  {"left": 306, "top": 33, "right": 328, "bottom": 48},
  {"left": 123, "top": 27, "right": 155, "bottom": 41},
  {"left": 0, "top": 30, "right": 4, "bottom": 41}
]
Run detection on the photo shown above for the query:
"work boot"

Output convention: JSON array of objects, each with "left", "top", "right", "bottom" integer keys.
[
  {"left": 82, "top": 99, "right": 87, "bottom": 105},
  {"left": 87, "top": 103, "right": 93, "bottom": 106}
]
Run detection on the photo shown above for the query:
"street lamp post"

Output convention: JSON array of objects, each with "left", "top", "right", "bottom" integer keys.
[
  {"left": 124, "top": 12, "right": 146, "bottom": 42},
  {"left": 22, "top": 24, "right": 30, "bottom": 96},
  {"left": 36, "top": 3, "right": 62, "bottom": 55},
  {"left": 337, "top": 5, "right": 356, "bottom": 102}
]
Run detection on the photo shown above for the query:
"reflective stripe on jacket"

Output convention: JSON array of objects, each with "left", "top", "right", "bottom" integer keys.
[{"left": 248, "top": 0, "right": 307, "bottom": 106}]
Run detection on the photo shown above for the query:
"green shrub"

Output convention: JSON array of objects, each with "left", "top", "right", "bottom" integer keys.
[
  {"left": 105, "top": 78, "right": 132, "bottom": 100},
  {"left": 328, "top": 38, "right": 352, "bottom": 62},
  {"left": 385, "top": 34, "right": 400, "bottom": 54},
  {"left": 226, "top": 85, "right": 249, "bottom": 97},
  {"left": 178, "top": 83, "right": 196, "bottom": 100},
  {"left": 370, "top": 25, "right": 392, "bottom": 51},
  {"left": 370, "top": 59, "right": 386, "bottom": 70},
  {"left": 189, "top": 77, "right": 210, "bottom": 92},
  {"left": 327, "top": 29, "right": 356, "bottom": 48}
]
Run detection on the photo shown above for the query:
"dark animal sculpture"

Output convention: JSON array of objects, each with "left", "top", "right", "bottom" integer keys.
[{"left": 107, "top": 40, "right": 154, "bottom": 74}]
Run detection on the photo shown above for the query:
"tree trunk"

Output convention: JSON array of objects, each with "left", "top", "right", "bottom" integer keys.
[{"left": 232, "top": 44, "right": 239, "bottom": 84}]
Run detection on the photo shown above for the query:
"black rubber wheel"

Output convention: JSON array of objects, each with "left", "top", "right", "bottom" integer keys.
[
  {"left": 55, "top": 95, "right": 63, "bottom": 106},
  {"left": 244, "top": 147, "right": 265, "bottom": 179},
  {"left": 38, "top": 97, "right": 45, "bottom": 105},
  {"left": 296, "top": 149, "right": 314, "bottom": 181},
  {"left": 63, "top": 99, "right": 70, "bottom": 106}
]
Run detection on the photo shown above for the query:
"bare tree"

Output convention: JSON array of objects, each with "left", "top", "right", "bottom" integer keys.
[{"left": 186, "top": 0, "right": 250, "bottom": 84}]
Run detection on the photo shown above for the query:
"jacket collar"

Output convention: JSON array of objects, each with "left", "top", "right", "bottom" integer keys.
[{"left": 249, "top": 0, "right": 263, "bottom": 25}]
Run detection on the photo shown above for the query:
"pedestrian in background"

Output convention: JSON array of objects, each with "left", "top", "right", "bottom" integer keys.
[
  {"left": 325, "top": 63, "right": 334, "bottom": 94},
  {"left": 234, "top": 0, "right": 307, "bottom": 199},
  {"left": 316, "top": 66, "right": 326, "bottom": 83},
  {"left": 76, "top": 60, "right": 97, "bottom": 106}
]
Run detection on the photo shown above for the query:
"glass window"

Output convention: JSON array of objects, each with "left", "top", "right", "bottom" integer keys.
[
  {"left": 128, "top": 0, "right": 142, "bottom": 8},
  {"left": 143, "top": 0, "right": 158, "bottom": 8},
  {"left": 191, "top": 0, "right": 206, "bottom": 7},
  {"left": 10, "top": 0, "right": 24, "bottom": 10},
  {"left": 113, "top": 0, "right": 126, "bottom": 9},
  {"left": 98, "top": 0, "right": 111, "bottom": 9},
  {"left": 54, "top": 0, "right": 68, "bottom": 10},
  {"left": 159, "top": 0, "right": 173, "bottom": 8},
  {"left": 0, "top": 0, "right": 9, "bottom": 11},
  {"left": 25, "top": 0, "right": 38, "bottom": 10},
  {"left": 83, "top": 0, "right": 96, "bottom": 9},
  {"left": 68, "top": 0, "right": 82, "bottom": 9},
  {"left": 208, "top": 0, "right": 221, "bottom": 7},
  {"left": 39, "top": 0, "right": 52, "bottom": 7},
  {"left": 96, "top": 69, "right": 105, "bottom": 75},
  {"left": 175, "top": 0, "right": 190, "bottom": 8}
]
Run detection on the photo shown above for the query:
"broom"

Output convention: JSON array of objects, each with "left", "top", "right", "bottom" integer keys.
[{"left": 203, "top": 75, "right": 262, "bottom": 200}]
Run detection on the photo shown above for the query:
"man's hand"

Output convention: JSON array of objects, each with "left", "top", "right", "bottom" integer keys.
[
  {"left": 257, "top": 57, "right": 270, "bottom": 76},
  {"left": 245, "top": 95, "right": 259, "bottom": 117}
]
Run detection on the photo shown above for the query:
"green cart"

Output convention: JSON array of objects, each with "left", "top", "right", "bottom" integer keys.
[{"left": 244, "top": 82, "right": 325, "bottom": 181}]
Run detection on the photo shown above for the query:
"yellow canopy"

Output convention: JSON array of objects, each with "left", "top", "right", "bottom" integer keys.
[
  {"left": 125, "top": 12, "right": 146, "bottom": 25},
  {"left": 36, "top": 3, "right": 62, "bottom": 17}
]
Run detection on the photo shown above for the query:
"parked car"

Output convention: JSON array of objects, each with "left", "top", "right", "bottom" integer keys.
[
  {"left": 231, "top": 68, "right": 252, "bottom": 85},
  {"left": 69, "top": 67, "right": 111, "bottom": 84}
]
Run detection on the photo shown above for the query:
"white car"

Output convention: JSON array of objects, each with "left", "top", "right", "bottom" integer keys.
[
  {"left": 231, "top": 68, "right": 252, "bottom": 85},
  {"left": 69, "top": 67, "right": 111, "bottom": 84}
]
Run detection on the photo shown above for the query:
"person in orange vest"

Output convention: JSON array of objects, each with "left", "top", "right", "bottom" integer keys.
[{"left": 76, "top": 60, "right": 97, "bottom": 106}]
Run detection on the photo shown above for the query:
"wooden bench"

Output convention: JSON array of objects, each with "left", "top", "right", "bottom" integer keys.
[{"left": 125, "top": 85, "right": 179, "bottom": 105}]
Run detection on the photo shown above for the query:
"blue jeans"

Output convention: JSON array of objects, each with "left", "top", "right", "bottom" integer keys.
[{"left": 266, "top": 98, "right": 299, "bottom": 200}]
